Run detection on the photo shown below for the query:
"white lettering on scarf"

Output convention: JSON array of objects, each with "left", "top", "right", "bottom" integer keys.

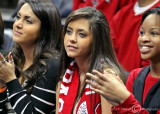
[
  {"left": 60, "top": 69, "right": 74, "bottom": 95},
  {"left": 59, "top": 61, "right": 76, "bottom": 113},
  {"left": 63, "top": 69, "right": 74, "bottom": 83},
  {"left": 59, "top": 98, "right": 64, "bottom": 112},
  {"left": 60, "top": 83, "right": 69, "bottom": 95},
  {"left": 85, "top": 84, "right": 95, "bottom": 95}
]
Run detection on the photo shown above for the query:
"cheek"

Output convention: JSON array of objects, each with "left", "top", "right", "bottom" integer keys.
[
  {"left": 27, "top": 27, "right": 39, "bottom": 36},
  {"left": 13, "top": 23, "right": 16, "bottom": 31},
  {"left": 64, "top": 35, "right": 68, "bottom": 45},
  {"left": 82, "top": 43, "right": 92, "bottom": 53},
  {"left": 137, "top": 37, "right": 140, "bottom": 46},
  {"left": 155, "top": 42, "right": 160, "bottom": 50}
]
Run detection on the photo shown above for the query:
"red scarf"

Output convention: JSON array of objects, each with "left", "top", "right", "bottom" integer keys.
[{"left": 59, "top": 61, "right": 101, "bottom": 114}]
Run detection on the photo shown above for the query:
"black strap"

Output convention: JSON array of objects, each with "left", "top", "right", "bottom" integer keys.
[
  {"left": 133, "top": 66, "right": 160, "bottom": 114},
  {"left": 133, "top": 66, "right": 150, "bottom": 106}
]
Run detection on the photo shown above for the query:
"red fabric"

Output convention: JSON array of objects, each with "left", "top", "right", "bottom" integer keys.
[
  {"left": 112, "top": 68, "right": 160, "bottom": 113},
  {"left": 76, "top": 85, "right": 101, "bottom": 114},
  {"left": 142, "top": 73, "right": 159, "bottom": 104},
  {"left": 110, "top": 2, "right": 160, "bottom": 72},
  {"left": 59, "top": 61, "right": 101, "bottom": 114},
  {"left": 73, "top": 0, "right": 136, "bottom": 25},
  {"left": 112, "top": 94, "right": 148, "bottom": 114},
  {"left": 59, "top": 61, "right": 79, "bottom": 114}
]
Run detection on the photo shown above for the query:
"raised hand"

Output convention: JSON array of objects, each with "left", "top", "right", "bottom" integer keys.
[
  {"left": 0, "top": 52, "right": 16, "bottom": 83},
  {"left": 86, "top": 69, "right": 131, "bottom": 106}
]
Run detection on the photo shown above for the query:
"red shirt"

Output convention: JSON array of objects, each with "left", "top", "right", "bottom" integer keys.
[
  {"left": 110, "top": 2, "right": 160, "bottom": 72},
  {"left": 112, "top": 68, "right": 160, "bottom": 114},
  {"left": 73, "top": 0, "right": 136, "bottom": 25}
]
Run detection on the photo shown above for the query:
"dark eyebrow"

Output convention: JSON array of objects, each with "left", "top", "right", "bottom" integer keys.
[
  {"left": 67, "top": 26, "right": 72, "bottom": 30},
  {"left": 67, "top": 26, "right": 87, "bottom": 32},
  {"left": 151, "top": 28, "right": 160, "bottom": 31},
  {"left": 17, "top": 12, "right": 36, "bottom": 21},
  {"left": 77, "top": 29, "right": 86, "bottom": 32}
]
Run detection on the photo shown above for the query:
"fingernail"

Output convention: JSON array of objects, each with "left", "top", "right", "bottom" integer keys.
[
  {"left": 9, "top": 52, "right": 12, "bottom": 55},
  {"left": 104, "top": 71, "right": 108, "bottom": 74}
]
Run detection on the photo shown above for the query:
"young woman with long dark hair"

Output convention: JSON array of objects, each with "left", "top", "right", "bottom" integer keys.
[
  {"left": 0, "top": 0, "right": 62, "bottom": 113},
  {"left": 56, "top": 7, "right": 126, "bottom": 114}
]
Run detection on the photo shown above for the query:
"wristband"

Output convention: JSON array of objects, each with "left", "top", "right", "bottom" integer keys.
[{"left": 0, "top": 86, "right": 6, "bottom": 93}]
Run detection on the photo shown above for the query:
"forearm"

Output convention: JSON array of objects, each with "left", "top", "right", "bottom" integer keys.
[
  {"left": 6, "top": 78, "right": 56, "bottom": 114},
  {"left": 0, "top": 89, "right": 8, "bottom": 113}
]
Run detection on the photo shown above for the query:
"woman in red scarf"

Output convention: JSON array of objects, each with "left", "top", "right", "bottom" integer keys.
[{"left": 56, "top": 7, "right": 127, "bottom": 114}]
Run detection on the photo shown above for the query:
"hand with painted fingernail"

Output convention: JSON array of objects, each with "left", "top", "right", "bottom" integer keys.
[{"left": 0, "top": 52, "right": 16, "bottom": 83}]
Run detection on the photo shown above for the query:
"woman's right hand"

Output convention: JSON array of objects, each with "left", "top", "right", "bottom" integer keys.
[
  {"left": 86, "top": 69, "right": 131, "bottom": 106},
  {"left": 0, "top": 52, "right": 17, "bottom": 83}
]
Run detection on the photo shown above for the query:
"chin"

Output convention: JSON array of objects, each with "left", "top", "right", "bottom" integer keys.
[
  {"left": 13, "top": 36, "right": 20, "bottom": 42},
  {"left": 141, "top": 55, "right": 150, "bottom": 60},
  {"left": 66, "top": 53, "right": 75, "bottom": 58}
]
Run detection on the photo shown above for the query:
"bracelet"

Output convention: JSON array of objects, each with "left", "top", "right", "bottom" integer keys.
[{"left": 0, "top": 86, "right": 6, "bottom": 93}]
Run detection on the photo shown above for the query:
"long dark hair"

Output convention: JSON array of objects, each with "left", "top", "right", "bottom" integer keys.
[
  {"left": 12, "top": 0, "right": 62, "bottom": 92},
  {"left": 58, "top": 7, "right": 126, "bottom": 112},
  {"left": 59, "top": 7, "right": 126, "bottom": 83},
  {"left": 0, "top": 12, "right": 4, "bottom": 49}
]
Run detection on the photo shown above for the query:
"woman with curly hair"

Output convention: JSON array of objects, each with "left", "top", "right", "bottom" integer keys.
[{"left": 0, "top": 0, "right": 62, "bottom": 113}]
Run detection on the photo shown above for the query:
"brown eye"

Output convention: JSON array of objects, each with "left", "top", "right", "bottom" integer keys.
[
  {"left": 139, "top": 31, "right": 145, "bottom": 36},
  {"left": 16, "top": 15, "right": 20, "bottom": 20},
  {"left": 66, "top": 29, "right": 72, "bottom": 35},
  {"left": 151, "top": 32, "right": 159, "bottom": 36},
  {"left": 26, "top": 19, "right": 32, "bottom": 24},
  {"left": 79, "top": 33, "right": 86, "bottom": 37}
]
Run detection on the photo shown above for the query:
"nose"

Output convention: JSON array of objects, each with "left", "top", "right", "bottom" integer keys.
[
  {"left": 14, "top": 19, "right": 23, "bottom": 29},
  {"left": 70, "top": 33, "right": 77, "bottom": 43},
  {"left": 139, "top": 33, "right": 150, "bottom": 43}
]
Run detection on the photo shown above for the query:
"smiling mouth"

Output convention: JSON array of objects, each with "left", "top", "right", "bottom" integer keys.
[{"left": 140, "top": 46, "right": 152, "bottom": 54}]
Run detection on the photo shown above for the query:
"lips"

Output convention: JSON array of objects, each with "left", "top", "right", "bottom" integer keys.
[
  {"left": 67, "top": 45, "right": 78, "bottom": 50},
  {"left": 139, "top": 45, "right": 153, "bottom": 54},
  {"left": 14, "top": 30, "right": 22, "bottom": 36}
]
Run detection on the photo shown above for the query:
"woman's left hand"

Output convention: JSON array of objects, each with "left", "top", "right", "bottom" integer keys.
[
  {"left": 0, "top": 52, "right": 17, "bottom": 83},
  {"left": 86, "top": 69, "right": 131, "bottom": 106}
]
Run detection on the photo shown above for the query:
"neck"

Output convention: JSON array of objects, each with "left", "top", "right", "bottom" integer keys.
[
  {"left": 76, "top": 57, "right": 90, "bottom": 75},
  {"left": 138, "top": 0, "right": 157, "bottom": 7},
  {"left": 21, "top": 44, "right": 36, "bottom": 71},
  {"left": 150, "top": 61, "right": 160, "bottom": 78}
]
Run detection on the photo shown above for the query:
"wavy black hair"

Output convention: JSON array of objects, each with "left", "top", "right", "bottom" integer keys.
[{"left": 12, "top": 0, "right": 62, "bottom": 92}]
